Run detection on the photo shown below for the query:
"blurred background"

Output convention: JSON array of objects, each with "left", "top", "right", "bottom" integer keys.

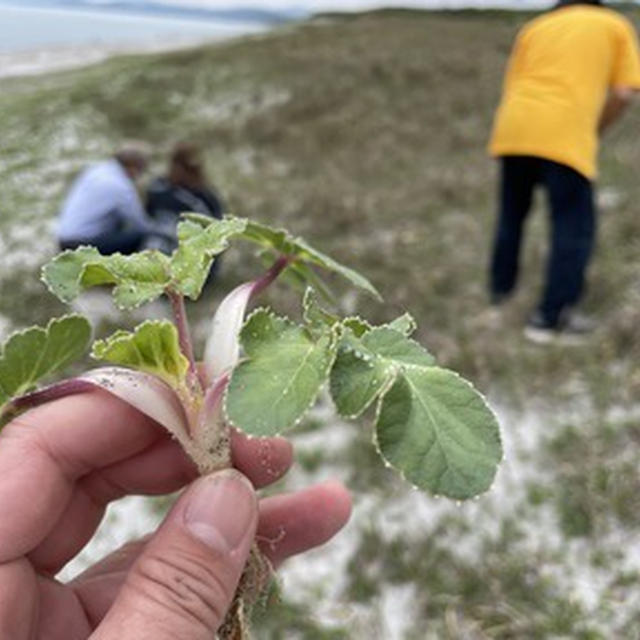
[{"left": 1, "top": 1, "right": 639, "bottom": 637}]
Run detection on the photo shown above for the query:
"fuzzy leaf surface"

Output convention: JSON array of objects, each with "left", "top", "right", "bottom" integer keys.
[
  {"left": 170, "top": 217, "right": 248, "bottom": 299},
  {"left": 294, "top": 236, "right": 381, "bottom": 300},
  {"left": 342, "top": 317, "right": 372, "bottom": 338},
  {"left": 42, "top": 248, "right": 171, "bottom": 308},
  {"left": 185, "top": 215, "right": 380, "bottom": 300},
  {"left": 302, "top": 287, "right": 340, "bottom": 332},
  {"left": 330, "top": 327, "right": 435, "bottom": 418},
  {"left": 225, "top": 310, "right": 337, "bottom": 436},
  {"left": 241, "top": 219, "right": 381, "bottom": 299},
  {"left": 386, "top": 313, "right": 417, "bottom": 337},
  {"left": 92, "top": 320, "right": 189, "bottom": 391},
  {"left": 41, "top": 246, "right": 101, "bottom": 302},
  {"left": 375, "top": 367, "right": 502, "bottom": 500},
  {"left": 0, "top": 315, "right": 92, "bottom": 406},
  {"left": 282, "top": 260, "right": 337, "bottom": 304},
  {"left": 80, "top": 252, "right": 170, "bottom": 308}
]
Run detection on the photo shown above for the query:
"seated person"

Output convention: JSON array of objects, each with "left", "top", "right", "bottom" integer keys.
[
  {"left": 57, "top": 145, "right": 171, "bottom": 255},
  {"left": 146, "top": 141, "right": 224, "bottom": 254}
]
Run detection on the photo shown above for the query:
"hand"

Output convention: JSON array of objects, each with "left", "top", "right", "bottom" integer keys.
[{"left": 0, "top": 390, "right": 351, "bottom": 639}]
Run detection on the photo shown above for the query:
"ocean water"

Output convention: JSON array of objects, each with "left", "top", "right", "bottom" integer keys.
[
  {"left": 0, "top": 0, "right": 558, "bottom": 55},
  {"left": 0, "top": 1, "right": 273, "bottom": 53}
]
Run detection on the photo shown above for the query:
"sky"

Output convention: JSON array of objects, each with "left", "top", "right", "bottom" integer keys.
[{"left": 155, "top": 0, "right": 553, "bottom": 8}]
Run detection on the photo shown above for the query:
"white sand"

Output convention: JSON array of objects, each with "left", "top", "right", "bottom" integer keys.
[{"left": 0, "top": 28, "right": 264, "bottom": 80}]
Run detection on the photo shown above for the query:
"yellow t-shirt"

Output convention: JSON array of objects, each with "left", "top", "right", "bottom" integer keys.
[{"left": 488, "top": 6, "right": 640, "bottom": 179}]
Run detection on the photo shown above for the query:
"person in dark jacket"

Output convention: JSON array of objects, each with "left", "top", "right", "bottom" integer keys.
[{"left": 146, "top": 141, "right": 224, "bottom": 254}]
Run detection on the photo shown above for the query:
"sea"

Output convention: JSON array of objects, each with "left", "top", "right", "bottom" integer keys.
[
  {"left": 0, "top": 0, "right": 554, "bottom": 55},
  {"left": 0, "top": 0, "right": 555, "bottom": 77},
  {"left": 0, "top": 1, "right": 299, "bottom": 55}
]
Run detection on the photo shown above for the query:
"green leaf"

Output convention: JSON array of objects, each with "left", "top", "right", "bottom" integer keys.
[
  {"left": 225, "top": 309, "right": 338, "bottom": 436},
  {"left": 343, "top": 317, "right": 373, "bottom": 338},
  {"left": 170, "top": 217, "right": 248, "bottom": 299},
  {"left": 284, "top": 260, "right": 337, "bottom": 305},
  {"left": 375, "top": 368, "right": 502, "bottom": 500},
  {"left": 42, "top": 247, "right": 171, "bottom": 309},
  {"left": 240, "top": 219, "right": 381, "bottom": 300},
  {"left": 330, "top": 327, "right": 435, "bottom": 418},
  {"left": 184, "top": 215, "right": 381, "bottom": 300},
  {"left": 386, "top": 313, "right": 417, "bottom": 337},
  {"left": 302, "top": 287, "right": 340, "bottom": 331},
  {"left": 81, "top": 252, "right": 171, "bottom": 309},
  {"left": 91, "top": 320, "right": 190, "bottom": 392},
  {"left": 294, "top": 236, "right": 382, "bottom": 300},
  {"left": 0, "top": 315, "right": 92, "bottom": 406},
  {"left": 239, "top": 219, "right": 296, "bottom": 255},
  {"left": 41, "top": 246, "right": 101, "bottom": 302}
]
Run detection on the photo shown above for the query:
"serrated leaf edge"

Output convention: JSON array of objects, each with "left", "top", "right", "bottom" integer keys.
[
  {"left": 223, "top": 312, "right": 340, "bottom": 437},
  {"left": 0, "top": 314, "right": 92, "bottom": 403},
  {"left": 40, "top": 246, "right": 101, "bottom": 302},
  {"left": 371, "top": 367, "right": 502, "bottom": 500},
  {"left": 384, "top": 312, "right": 417, "bottom": 337}
]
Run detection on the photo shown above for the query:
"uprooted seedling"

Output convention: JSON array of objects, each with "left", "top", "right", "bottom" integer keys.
[{"left": 0, "top": 214, "right": 502, "bottom": 638}]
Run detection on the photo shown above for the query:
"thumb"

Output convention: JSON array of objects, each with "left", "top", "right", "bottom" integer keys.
[{"left": 93, "top": 469, "right": 258, "bottom": 640}]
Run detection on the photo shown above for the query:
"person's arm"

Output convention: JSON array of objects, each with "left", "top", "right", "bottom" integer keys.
[
  {"left": 599, "top": 87, "right": 635, "bottom": 134},
  {"left": 601, "top": 19, "right": 640, "bottom": 133},
  {"left": 115, "top": 177, "right": 174, "bottom": 238}
]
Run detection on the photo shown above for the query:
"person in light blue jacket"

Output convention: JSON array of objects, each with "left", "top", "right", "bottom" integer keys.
[{"left": 57, "top": 145, "right": 171, "bottom": 255}]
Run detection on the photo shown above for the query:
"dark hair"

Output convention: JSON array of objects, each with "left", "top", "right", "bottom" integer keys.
[
  {"left": 114, "top": 144, "right": 149, "bottom": 172},
  {"left": 170, "top": 141, "right": 202, "bottom": 173},
  {"left": 168, "top": 141, "right": 206, "bottom": 187}
]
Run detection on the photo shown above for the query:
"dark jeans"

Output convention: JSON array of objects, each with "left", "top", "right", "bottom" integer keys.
[
  {"left": 489, "top": 156, "right": 596, "bottom": 328},
  {"left": 60, "top": 229, "right": 144, "bottom": 255}
]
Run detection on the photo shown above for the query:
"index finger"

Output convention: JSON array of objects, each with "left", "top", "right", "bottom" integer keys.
[
  {"left": 0, "top": 390, "right": 293, "bottom": 565},
  {"left": 0, "top": 390, "right": 164, "bottom": 564}
]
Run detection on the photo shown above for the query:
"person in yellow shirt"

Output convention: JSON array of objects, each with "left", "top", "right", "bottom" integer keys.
[{"left": 487, "top": 0, "right": 640, "bottom": 342}]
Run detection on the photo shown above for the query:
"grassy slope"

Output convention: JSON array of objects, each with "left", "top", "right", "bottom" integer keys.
[{"left": 1, "top": 9, "right": 640, "bottom": 638}]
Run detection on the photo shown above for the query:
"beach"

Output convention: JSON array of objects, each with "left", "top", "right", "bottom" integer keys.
[
  {"left": 0, "top": 37, "right": 250, "bottom": 79},
  {"left": 0, "top": 1, "right": 270, "bottom": 78}
]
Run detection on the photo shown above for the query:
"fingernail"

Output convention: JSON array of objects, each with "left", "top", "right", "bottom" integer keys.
[{"left": 183, "top": 469, "right": 256, "bottom": 553}]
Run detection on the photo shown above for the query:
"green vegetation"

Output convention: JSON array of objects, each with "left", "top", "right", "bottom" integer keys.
[{"left": 1, "top": 7, "right": 639, "bottom": 638}]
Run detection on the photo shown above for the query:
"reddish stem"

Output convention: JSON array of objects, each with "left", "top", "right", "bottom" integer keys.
[
  {"left": 167, "top": 289, "right": 200, "bottom": 391},
  {"left": 198, "top": 372, "right": 230, "bottom": 435},
  {"left": 251, "top": 255, "right": 293, "bottom": 299},
  {"left": 2, "top": 378, "right": 97, "bottom": 421}
]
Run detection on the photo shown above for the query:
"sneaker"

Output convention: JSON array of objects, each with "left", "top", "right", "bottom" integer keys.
[{"left": 523, "top": 310, "right": 596, "bottom": 346}]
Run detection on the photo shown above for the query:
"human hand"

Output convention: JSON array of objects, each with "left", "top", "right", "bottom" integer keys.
[{"left": 0, "top": 390, "right": 351, "bottom": 639}]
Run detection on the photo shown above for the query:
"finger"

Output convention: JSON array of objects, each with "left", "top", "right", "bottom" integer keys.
[
  {"left": 0, "top": 390, "right": 162, "bottom": 563},
  {"left": 0, "top": 559, "right": 39, "bottom": 640},
  {"left": 257, "top": 481, "right": 352, "bottom": 567},
  {"left": 92, "top": 470, "right": 257, "bottom": 640},
  {"left": 28, "top": 436, "right": 197, "bottom": 574},
  {"left": 28, "top": 433, "right": 292, "bottom": 574},
  {"left": 72, "top": 481, "right": 351, "bottom": 625},
  {"left": 230, "top": 430, "right": 293, "bottom": 488}
]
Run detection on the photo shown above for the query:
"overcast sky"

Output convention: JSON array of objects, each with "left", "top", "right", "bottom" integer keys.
[{"left": 156, "top": 0, "right": 553, "bottom": 11}]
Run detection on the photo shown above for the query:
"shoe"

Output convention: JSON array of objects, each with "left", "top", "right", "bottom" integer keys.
[{"left": 523, "top": 310, "right": 596, "bottom": 346}]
